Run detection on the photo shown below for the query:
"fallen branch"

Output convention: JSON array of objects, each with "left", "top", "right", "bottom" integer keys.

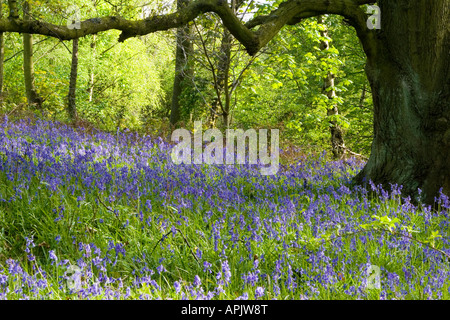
[
  {"left": 96, "top": 196, "right": 116, "bottom": 214},
  {"left": 151, "top": 228, "right": 199, "bottom": 263},
  {"left": 339, "top": 145, "right": 369, "bottom": 160}
]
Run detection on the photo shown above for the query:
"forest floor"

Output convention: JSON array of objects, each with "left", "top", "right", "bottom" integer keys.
[{"left": 0, "top": 117, "right": 449, "bottom": 300}]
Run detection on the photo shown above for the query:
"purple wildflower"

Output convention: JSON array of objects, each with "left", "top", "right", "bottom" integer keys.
[{"left": 255, "top": 287, "right": 265, "bottom": 299}]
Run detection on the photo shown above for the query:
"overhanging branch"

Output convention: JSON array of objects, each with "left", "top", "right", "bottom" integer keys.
[{"left": 1, "top": 0, "right": 377, "bottom": 58}]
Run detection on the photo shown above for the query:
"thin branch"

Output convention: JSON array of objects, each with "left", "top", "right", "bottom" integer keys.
[
  {"left": 150, "top": 228, "right": 200, "bottom": 263},
  {"left": 96, "top": 196, "right": 116, "bottom": 214},
  {"left": 1, "top": 0, "right": 377, "bottom": 58},
  {"left": 4, "top": 37, "right": 51, "bottom": 63},
  {"left": 339, "top": 145, "right": 369, "bottom": 160},
  {"left": 193, "top": 19, "right": 226, "bottom": 114}
]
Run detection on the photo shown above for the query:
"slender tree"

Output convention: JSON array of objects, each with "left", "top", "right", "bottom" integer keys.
[
  {"left": 318, "top": 15, "right": 346, "bottom": 160},
  {"left": 0, "top": 3, "right": 4, "bottom": 105},
  {"left": 67, "top": 38, "right": 79, "bottom": 122},
  {"left": 193, "top": 0, "right": 257, "bottom": 128},
  {"left": 210, "top": 26, "right": 232, "bottom": 127},
  {"left": 170, "top": 0, "right": 193, "bottom": 126},
  {"left": 88, "top": 35, "right": 96, "bottom": 103},
  {"left": 22, "top": 1, "right": 42, "bottom": 108}
]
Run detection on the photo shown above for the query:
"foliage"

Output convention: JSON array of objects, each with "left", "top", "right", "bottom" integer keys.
[
  {"left": 1, "top": 1, "right": 373, "bottom": 157},
  {"left": 234, "top": 15, "right": 372, "bottom": 155},
  {"left": 1, "top": 0, "right": 174, "bottom": 130}
]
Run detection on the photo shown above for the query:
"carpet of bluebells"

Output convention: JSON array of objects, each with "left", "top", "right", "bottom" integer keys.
[{"left": 0, "top": 117, "right": 449, "bottom": 300}]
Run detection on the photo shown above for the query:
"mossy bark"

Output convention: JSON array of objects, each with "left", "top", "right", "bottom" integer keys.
[
  {"left": 67, "top": 38, "right": 79, "bottom": 122},
  {"left": 355, "top": 0, "right": 450, "bottom": 203},
  {"left": 22, "top": 2, "right": 42, "bottom": 109},
  {"left": 170, "top": 0, "right": 193, "bottom": 126},
  {"left": 0, "top": 4, "right": 4, "bottom": 104}
]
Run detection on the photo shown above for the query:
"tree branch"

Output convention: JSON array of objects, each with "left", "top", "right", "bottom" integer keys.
[
  {"left": 354, "top": 0, "right": 377, "bottom": 4},
  {"left": 245, "top": 0, "right": 377, "bottom": 58},
  {"left": 1, "top": 0, "right": 378, "bottom": 58}
]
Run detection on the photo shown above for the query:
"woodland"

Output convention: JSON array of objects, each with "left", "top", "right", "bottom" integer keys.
[{"left": 0, "top": 0, "right": 448, "bottom": 300}]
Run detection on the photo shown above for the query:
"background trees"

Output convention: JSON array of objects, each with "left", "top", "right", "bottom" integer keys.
[
  {"left": 2, "top": 0, "right": 174, "bottom": 130},
  {"left": 0, "top": 0, "right": 373, "bottom": 153}
]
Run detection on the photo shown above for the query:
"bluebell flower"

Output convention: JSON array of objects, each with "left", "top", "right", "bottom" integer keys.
[
  {"left": 49, "top": 250, "right": 58, "bottom": 264},
  {"left": 203, "top": 261, "right": 212, "bottom": 274},
  {"left": 255, "top": 287, "right": 265, "bottom": 299},
  {"left": 236, "top": 292, "right": 249, "bottom": 300},
  {"left": 174, "top": 281, "right": 181, "bottom": 294},
  {"left": 157, "top": 264, "right": 166, "bottom": 274},
  {"left": 193, "top": 275, "right": 201, "bottom": 287},
  {"left": 221, "top": 260, "right": 231, "bottom": 286}
]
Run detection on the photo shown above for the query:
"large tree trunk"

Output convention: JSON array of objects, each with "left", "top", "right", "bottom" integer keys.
[
  {"left": 355, "top": 0, "right": 450, "bottom": 204},
  {"left": 170, "top": 0, "right": 193, "bottom": 126},
  {"left": 67, "top": 38, "right": 79, "bottom": 122},
  {"left": 23, "top": 1, "right": 42, "bottom": 109}
]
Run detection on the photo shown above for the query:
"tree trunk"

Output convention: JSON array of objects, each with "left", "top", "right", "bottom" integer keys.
[
  {"left": 318, "top": 16, "right": 346, "bottom": 160},
  {"left": 88, "top": 35, "right": 97, "bottom": 102},
  {"left": 206, "top": 1, "right": 244, "bottom": 128},
  {"left": 67, "top": 38, "right": 79, "bottom": 122},
  {"left": 23, "top": 1, "right": 42, "bottom": 109},
  {"left": 0, "top": 4, "right": 4, "bottom": 106},
  {"left": 170, "top": 0, "right": 193, "bottom": 126},
  {"left": 217, "top": 28, "right": 232, "bottom": 128},
  {"left": 355, "top": 0, "right": 450, "bottom": 204}
]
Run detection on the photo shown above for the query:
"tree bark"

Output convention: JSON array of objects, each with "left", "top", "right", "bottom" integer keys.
[
  {"left": 206, "top": 27, "right": 232, "bottom": 128},
  {"left": 22, "top": 1, "right": 42, "bottom": 109},
  {"left": 67, "top": 38, "right": 79, "bottom": 122},
  {"left": 217, "top": 28, "right": 232, "bottom": 127},
  {"left": 88, "top": 35, "right": 97, "bottom": 102},
  {"left": 318, "top": 16, "right": 346, "bottom": 160},
  {"left": 354, "top": 0, "right": 450, "bottom": 204},
  {"left": 0, "top": 4, "right": 4, "bottom": 106},
  {"left": 170, "top": 0, "right": 193, "bottom": 126}
]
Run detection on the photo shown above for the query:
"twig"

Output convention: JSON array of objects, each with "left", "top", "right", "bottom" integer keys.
[
  {"left": 391, "top": 230, "right": 450, "bottom": 260},
  {"left": 96, "top": 196, "right": 116, "bottom": 214},
  {"left": 151, "top": 230, "right": 173, "bottom": 255},
  {"left": 7, "top": 104, "right": 20, "bottom": 116},
  {"left": 97, "top": 196, "right": 200, "bottom": 263},
  {"left": 338, "top": 145, "right": 369, "bottom": 160},
  {"left": 4, "top": 37, "right": 51, "bottom": 63},
  {"left": 151, "top": 228, "right": 199, "bottom": 263}
]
